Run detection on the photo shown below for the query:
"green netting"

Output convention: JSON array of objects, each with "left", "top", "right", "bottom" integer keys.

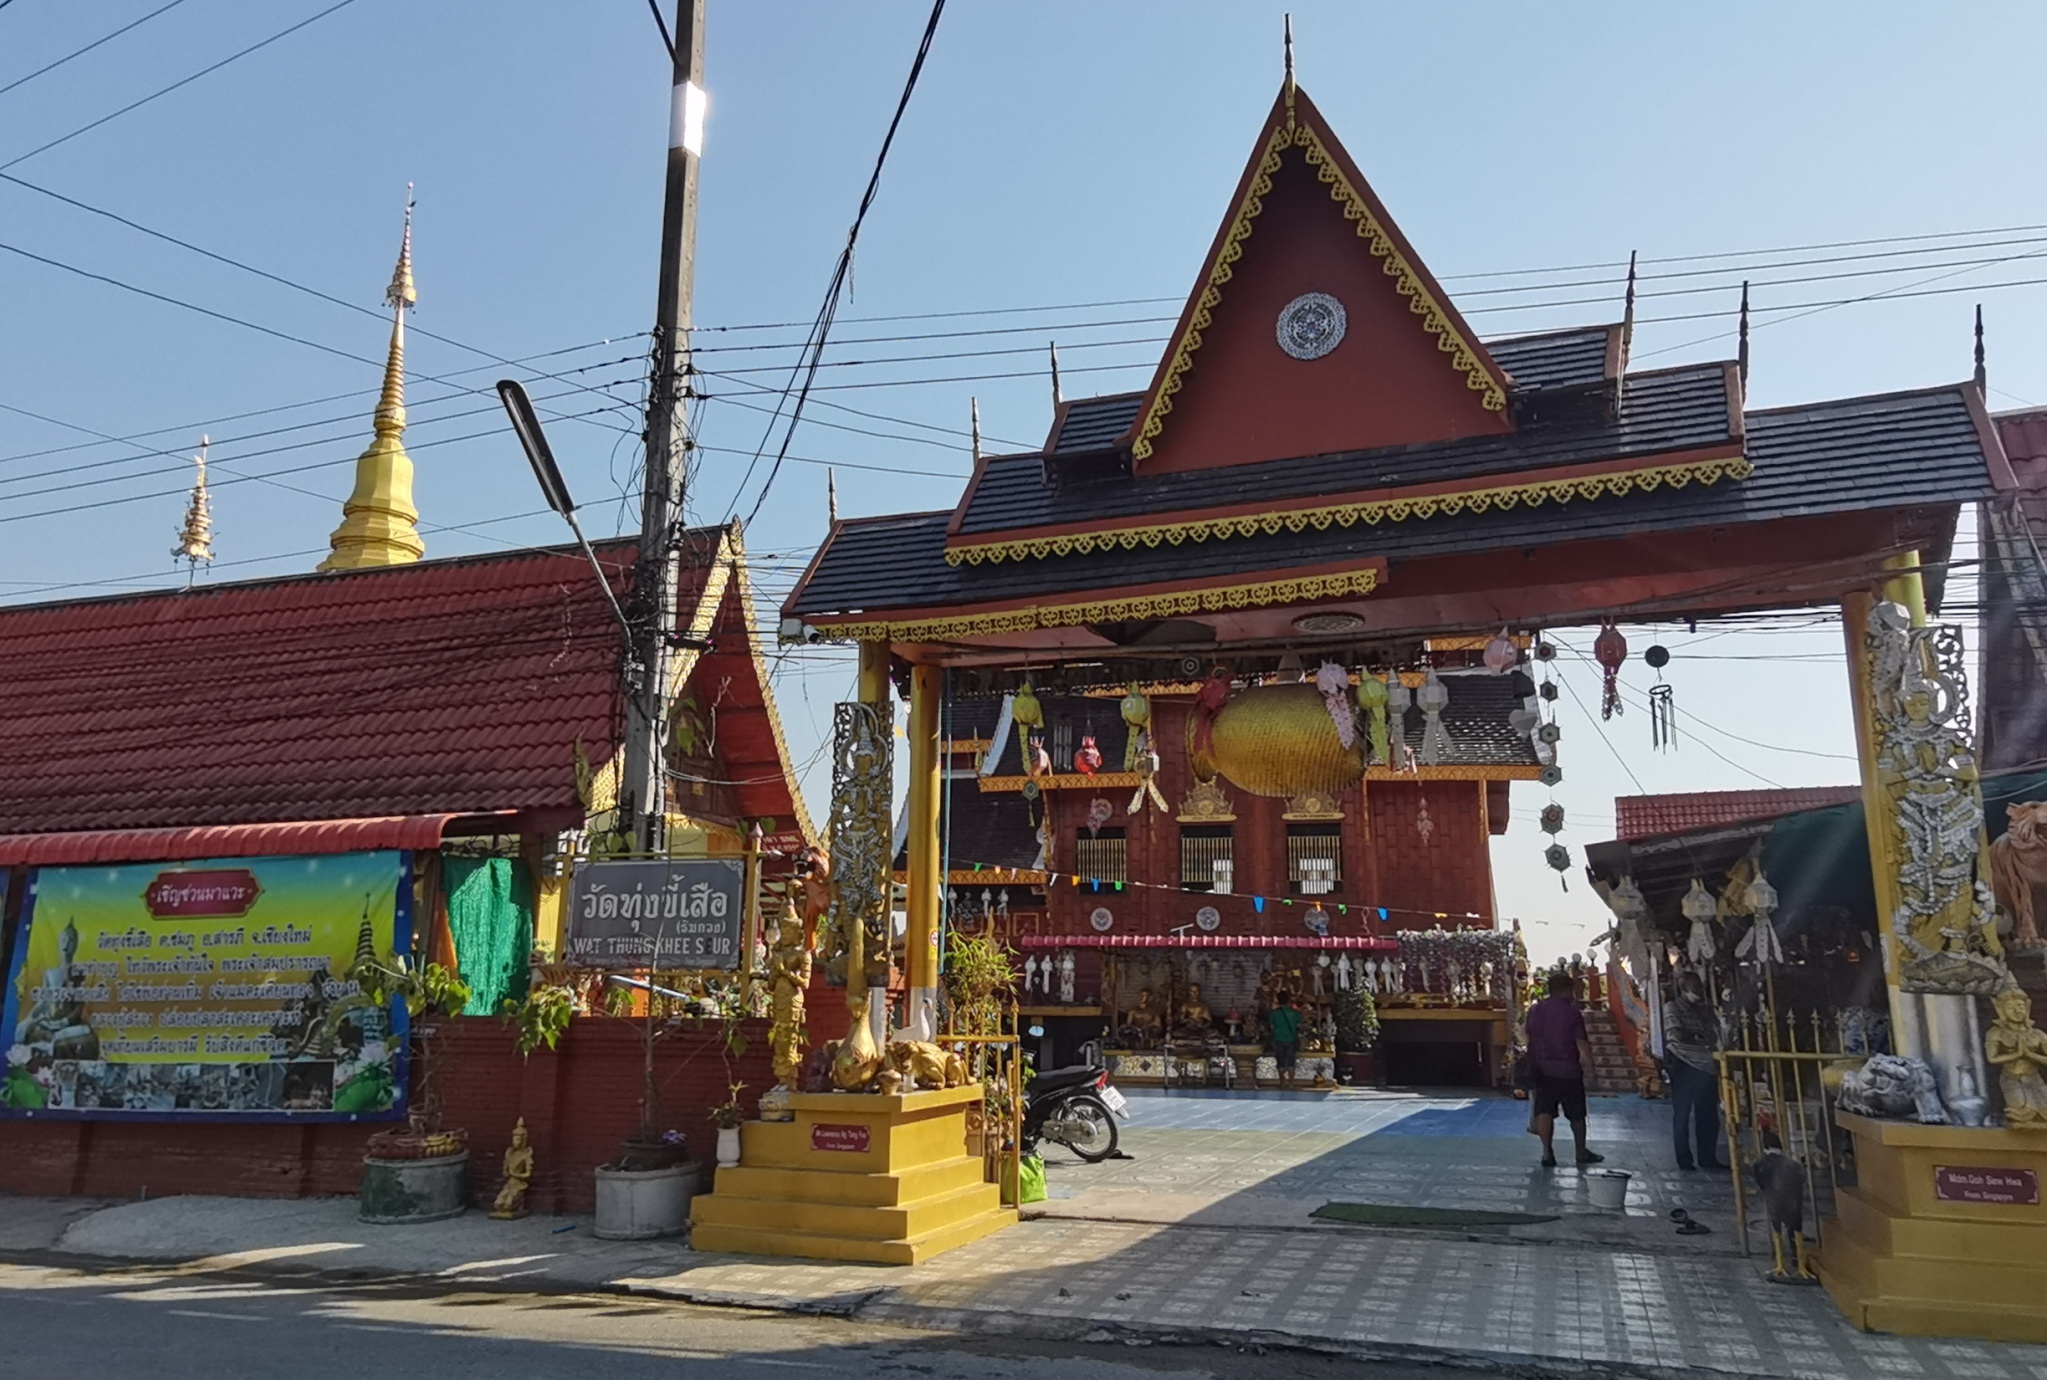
[{"left": 444, "top": 856, "right": 534, "bottom": 1015}]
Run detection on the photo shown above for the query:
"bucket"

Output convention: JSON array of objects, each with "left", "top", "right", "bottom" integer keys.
[{"left": 1587, "top": 1169, "right": 1631, "bottom": 1211}]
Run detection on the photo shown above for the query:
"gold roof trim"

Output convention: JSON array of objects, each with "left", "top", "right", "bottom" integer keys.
[
  {"left": 812, "top": 566, "right": 1381, "bottom": 644},
  {"left": 1131, "top": 108, "right": 1506, "bottom": 465},
  {"left": 946, "top": 455, "right": 1753, "bottom": 566}
]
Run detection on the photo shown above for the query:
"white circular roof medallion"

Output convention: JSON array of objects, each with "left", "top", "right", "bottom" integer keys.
[
  {"left": 1195, "top": 905, "right": 1222, "bottom": 932},
  {"left": 1089, "top": 906, "right": 1114, "bottom": 932},
  {"left": 1276, "top": 291, "right": 1347, "bottom": 360}
]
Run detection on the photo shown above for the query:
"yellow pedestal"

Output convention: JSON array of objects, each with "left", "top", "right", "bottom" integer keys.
[
  {"left": 689, "top": 1084, "right": 1016, "bottom": 1265},
  {"left": 1818, "top": 1112, "right": 2047, "bottom": 1343}
]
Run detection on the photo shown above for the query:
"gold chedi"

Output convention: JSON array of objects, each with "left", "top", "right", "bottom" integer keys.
[{"left": 321, "top": 189, "right": 425, "bottom": 571}]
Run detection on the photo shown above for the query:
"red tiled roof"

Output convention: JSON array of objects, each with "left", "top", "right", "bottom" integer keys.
[
  {"left": 1613, "top": 787, "right": 1861, "bottom": 842},
  {"left": 0, "top": 815, "right": 469, "bottom": 867},
  {"left": 0, "top": 540, "right": 661, "bottom": 836}
]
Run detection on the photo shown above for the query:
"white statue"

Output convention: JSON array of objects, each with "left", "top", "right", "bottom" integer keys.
[
  {"left": 1312, "top": 953, "right": 1329, "bottom": 997},
  {"left": 1335, "top": 952, "right": 1354, "bottom": 991},
  {"left": 1024, "top": 955, "right": 1040, "bottom": 994},
  {"left": 1058, "top": 951, "right": 1076, "bottom": 1004}
]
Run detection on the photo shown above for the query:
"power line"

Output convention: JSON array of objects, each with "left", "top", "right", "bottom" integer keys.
[
  {"left": 731, "top": 0, "right": 948, "bottom": 526},
  {"left": 0, "top": 0, "right": 192, "bottom": 100},
  {"left": 1, "top": 0, "right": 361, "bottom": 171}
]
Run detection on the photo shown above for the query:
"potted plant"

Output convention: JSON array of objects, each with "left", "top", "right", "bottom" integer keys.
[
  {"left": 713, "top": 1083, "right": 746, "bottom": 1168},
  {"left": 1333, "top": 981, "right": 1381, "bottom": 1086},
  {"left": 350, "top": 955, "right": 474, "bottom": 1224},
  {"left": 592, "top": 975, "right": 702, "bottom": 1240}
]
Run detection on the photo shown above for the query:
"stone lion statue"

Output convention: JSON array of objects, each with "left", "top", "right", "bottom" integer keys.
[
  {"left": 1838, "top": 1053, "right": 1948, "bottom": 1124},
  {"left": 1990, "top": 801, "right": 2047, "bottom": 950}
]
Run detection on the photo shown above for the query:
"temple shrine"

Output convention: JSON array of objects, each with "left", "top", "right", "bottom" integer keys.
[{"left": 767, "top": 66, "right": 2047, "bottom": 1337}]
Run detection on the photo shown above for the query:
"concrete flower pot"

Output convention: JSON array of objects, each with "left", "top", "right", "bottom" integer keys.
[
  {"left": 594, "top": 1161, "right": 699, "bottom": 1240},
  {"left": 359, "top": 1151, "right": 468, "bottom": 1224}
]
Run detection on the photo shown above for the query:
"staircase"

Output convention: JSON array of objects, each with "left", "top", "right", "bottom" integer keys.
[{"left": 1581, "top": 1005, "right": 1641, "bottom": 1096}]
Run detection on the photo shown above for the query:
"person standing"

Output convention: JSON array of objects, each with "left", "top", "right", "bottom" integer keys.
[
  {"left": 1524, "top": 970, "right": 1602, "bottom": 1168},
  {"left": 1268, "top": 991, "right": 1302, "bottom": 1089},
  {"left": 1663, "top": 971, "right": 1726, "bottom": 1171}
]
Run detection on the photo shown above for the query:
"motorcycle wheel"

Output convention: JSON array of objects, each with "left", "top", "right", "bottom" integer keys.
[{"left": 1053, "top": 1093, "right": 1119, "bottom": 1163}]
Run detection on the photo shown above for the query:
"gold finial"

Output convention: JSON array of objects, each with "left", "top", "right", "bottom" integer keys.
[
  {"left": 320, "top": 186, "right": 425, "bottom": 571},
  {"left": 173, "top": 434, "right": 215, "bottom": 580},
  {"left": 1283, "top": 14, "right": 1296, "bottom": 121},
  {"left": 970, "top": 396, "right": 982, "bottom": 464}
]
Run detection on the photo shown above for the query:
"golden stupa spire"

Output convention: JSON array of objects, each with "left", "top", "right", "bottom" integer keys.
[
  {"left": 320, "top": 185, "right": 425, "bottom": 571},
  {"left": 173, "top": 434, "right": 215, "bottom": 582}
]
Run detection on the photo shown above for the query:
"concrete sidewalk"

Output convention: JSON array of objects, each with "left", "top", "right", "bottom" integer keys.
[{"left": 9, "top": 1190, "right": 2045, "bottom": 1380}]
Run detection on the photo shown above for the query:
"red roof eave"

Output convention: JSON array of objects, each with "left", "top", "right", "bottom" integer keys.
[
  {"left": 1018, "top": 934, "right": 1398, "bottom": 950},
  {"left": 0, "top": 813, "right": 475, "bottom": 868}
]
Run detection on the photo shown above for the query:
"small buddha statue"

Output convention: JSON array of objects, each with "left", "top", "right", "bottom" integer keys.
[
  {"left": 1130, "top": 987, "right": 1161, "bottom": 1042},
  {"left": 490, "top": 1118, "right": 534, "bottom": 1219},
  {"left": 1180, "top": 983, "right": 1213, "bottom": 1033}
]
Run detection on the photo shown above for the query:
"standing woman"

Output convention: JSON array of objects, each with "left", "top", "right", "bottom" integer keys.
[{"left": 1663, "top": 971, "right": 1726, "bottom": 1171}]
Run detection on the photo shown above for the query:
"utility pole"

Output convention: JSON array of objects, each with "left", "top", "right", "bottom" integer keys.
[{"left": 626, "top": 0, "right": 708, "bottom": 854}]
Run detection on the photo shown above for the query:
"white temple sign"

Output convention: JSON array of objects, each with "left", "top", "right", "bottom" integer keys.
[{"left": 565, "top": 859, "right": 746, "bottom": 970}]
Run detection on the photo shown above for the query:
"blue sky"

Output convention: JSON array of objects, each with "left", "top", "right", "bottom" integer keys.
[{"left": 2, "top": 2, "right": 2039, "bottom": 960}]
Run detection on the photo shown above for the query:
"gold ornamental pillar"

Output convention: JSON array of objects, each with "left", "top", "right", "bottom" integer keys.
[
  {"left": 1841, "top": 551, "right": 1933, "bottom": 1061},
  {"left": 905, "top": 664, "right": 943, "bottom": 1038},
  {"left": 856, "top": 640, "right": 894, "bottom": 1047}
]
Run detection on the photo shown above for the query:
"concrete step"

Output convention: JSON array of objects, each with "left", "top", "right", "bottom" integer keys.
[{"left": 689, "top": 1204, "right": 1018, "bottom": 1265}]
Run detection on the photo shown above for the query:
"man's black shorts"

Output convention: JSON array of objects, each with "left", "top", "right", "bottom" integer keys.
[
  {"left": 1532, "top": 1074, "right": 1586, "bottom": 1122},
  {"left": 1274, "top": 1040, "right": 1298, "bottom": 1072}
]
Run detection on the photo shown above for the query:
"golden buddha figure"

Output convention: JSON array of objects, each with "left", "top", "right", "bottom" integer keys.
[{"left": 1986, "top": 986, "right": 2047, "bottom": 1128}]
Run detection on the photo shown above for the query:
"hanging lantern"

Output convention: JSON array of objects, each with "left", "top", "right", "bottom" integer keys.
[
  {"left": 1593, "top": 624, "right": 1627, "bottom": 720},
  {"left": 1744, "top": 869, "right": 1779, "bottom": 920},
  {"left": 1483, "top": 628, "right": 1518, "bottom": 673},
  {"left": 1013, "top": 680, "right": 1045, "bottom": 775},
  {"left": 1416, "top": 668, "right": 1454, "bottom": 764},
  {"left": 1356, "top": 672, "right": 1391, "bottom": 766},
  {"left": 1315, "top": 661, "right": 1356, "bottom": 749},
  {"left": 1539, "top": 681, "right": 1559, "bottom": 702},
  {"left": 1012, "top": 680, "right": 1043, "bottom": 730},
  {"left": 1544, "top": 843, "right": 1572, "bottom": 890},
  {"left": 1681, "top": 878, "right": 1718, "bottom": 963},
  {"left": 1186, "top": 682, "right": 1364, "bottom": 798},
  {"left": 1120, "top": 688, "right": 1151, "bottom": 770},
  {"left": 1073, "top": 735, "right": 1103, "bottom": 776},
  {"left": 1538, "top": 764, "right": 1564, "bottom": 788},
  {"left": 1539, "top": 803, "right": 1566, "bottom": 835}
]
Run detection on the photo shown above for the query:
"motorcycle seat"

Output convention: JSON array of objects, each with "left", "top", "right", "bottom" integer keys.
[{"left": 1026, "top": 1064, "right": 1102, "bottom": 1096}]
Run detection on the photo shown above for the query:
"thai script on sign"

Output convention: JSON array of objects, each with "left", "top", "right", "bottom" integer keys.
[
  {"left": 142, "top": 869, "right": 263, "bottom": 919},
  {"left": 564, "top": 858, "right": 748, "bottom": 971}
]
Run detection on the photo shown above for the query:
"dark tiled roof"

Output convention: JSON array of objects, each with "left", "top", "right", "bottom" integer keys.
[
  {"left": 1489, "top": 325, "right": 1615, "bottom": 392},
  {"left": 1051, "top": 392, "right": 1144, "bottom": 454},
  {"left": 954, "top": 363, "right": 1733, "bottom": 537},
  {"left": 894, "top": 780, "right": 1044, "bottom": 872},
  {"left": 788, "top": 383, "right": 1993, "bottom": 620},
  {"left": 1396, "top": 672, "right": 1539, "bottom": 767}
]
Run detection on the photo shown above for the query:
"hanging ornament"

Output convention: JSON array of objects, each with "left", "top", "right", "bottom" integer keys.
[
  {"left": 1030, "top": 741, "right": 1053, "bottom": 779},
  {"left": 1538, "top": 764, "right": 1564, "bottom": 788},
  {"left": 1544, "top": 843, "right": 1571, "bottom": 891},
  {"left": 1013, "top": 679, "right": 1045, "bottom": 773},
  {"left": 1120, "top": 688, "right": 1151, "bottom": 770},
  {"left": 1415, "top": 791, "right": 1435, "bottom": 842},
  {"left": 1593, "top": 624, "right": 1627, "bottom": 720},
  {"left": 1736, "top": 870, "right": 1785, "bottom": 966},
  {"left": 1539, "top": 803, "right": 1565, "bottom": 835},
  {"left": 1482, "top": 628, "right": 1518, "bottom": 673},
  {"left": 1681, "top": 878, "right": 1718, "bottom": 963},
  {"left": 1084, "top": 797, "right": 1115, "bottom": 837},
  {"left": 1539, "top": 680, "right": 1559, "bottom": 703},
  {"left": 1315, "top": 661, "right": 1356, "bottom": 749},
  {"left": 1126, "top": 748, "right": 1168, "bottom": 815},
  {"left": 1303, "top": 905, "right": 1331, "bottom": 937},
  {"left": 1356, "top": 673, "right": 1391, "bottom": 765},
  {"left": 1643, "top": 644, "right": 1675, "bottom": 751},
  {"left": 1073, "top": 734, "right": 1103, "bottom": 776},
  {"left": 1416, "top": 668, "right": 1454, "bottom": 764},
  {"left": 1534, "top": 641, "right": 1557, "bottom": 663}
]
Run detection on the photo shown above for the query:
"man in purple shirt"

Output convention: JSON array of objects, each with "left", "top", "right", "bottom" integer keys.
[{"left": 1523, "top": 970, "right": 1603, "bottom": 1168}]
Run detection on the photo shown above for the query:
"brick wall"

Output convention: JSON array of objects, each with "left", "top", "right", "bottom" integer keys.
[
  {"left": 0, "top": 1015, "right": 774, "bottom": 1213},
  {"left": 1365, "top": 780, "right": 1494, "bottom": 925}
]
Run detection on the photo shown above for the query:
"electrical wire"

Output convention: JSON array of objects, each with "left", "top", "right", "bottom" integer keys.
[
  {"left": 0, "top": 0, "right": 192, "bottom": 100},
  {"left": 729, "top": 0, "right": 947, "bottom": 526},
  {"left": 1, "top": 0, "right": 361, "bottom": 171}
]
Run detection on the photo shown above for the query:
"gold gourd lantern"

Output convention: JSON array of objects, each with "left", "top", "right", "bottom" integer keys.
[{"left": 1186, "top": 682, "right": 1364, "bottom": 798}]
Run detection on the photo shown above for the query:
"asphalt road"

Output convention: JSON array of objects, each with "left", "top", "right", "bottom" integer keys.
[{"left": 0, "top": 1259, "right": 1511, "bottom": 1380}]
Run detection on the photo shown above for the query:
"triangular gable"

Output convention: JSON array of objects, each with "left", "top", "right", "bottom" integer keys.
[{"left": 1132, "top": 82, "right": 1512, "bottom": 474}]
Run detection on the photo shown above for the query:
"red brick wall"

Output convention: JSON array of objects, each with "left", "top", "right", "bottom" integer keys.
[
  {"left": 1366, "top": 780, "right": 1493, "bottom": 925},
  {"left": 0, "top": 1015, "right": 773, "bottom": 1213}
]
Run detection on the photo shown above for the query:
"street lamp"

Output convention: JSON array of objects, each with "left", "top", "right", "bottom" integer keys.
[{"left": 497, "top": 379, "right": 631, "bottom": 634}]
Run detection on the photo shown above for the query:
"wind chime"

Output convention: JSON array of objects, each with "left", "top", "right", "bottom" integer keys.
[
  {"left": 1645, "top": 643, "right": 1676, "bottom": 750},
  {"left": 1593, "top": 623, "right": 1628, "bottom": 720}
]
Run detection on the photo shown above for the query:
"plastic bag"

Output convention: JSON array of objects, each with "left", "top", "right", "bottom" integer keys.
[{"left": 1016, "top": 1153, "right": 1047, "bottom": 1204}]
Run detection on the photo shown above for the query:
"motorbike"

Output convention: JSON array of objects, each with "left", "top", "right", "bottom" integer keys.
[{"left": 1020, "top": 1062, "right": 1127, "bottom": 1162}]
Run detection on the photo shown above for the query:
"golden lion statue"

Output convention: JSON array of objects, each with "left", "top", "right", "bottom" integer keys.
[{"left": 884, "top": 1040, "right": 971, "bottom": 1091}]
